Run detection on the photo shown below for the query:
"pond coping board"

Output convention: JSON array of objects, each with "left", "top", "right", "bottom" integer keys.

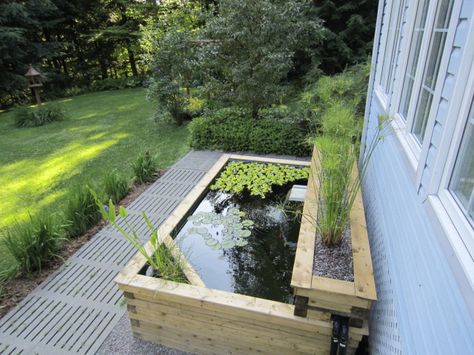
[
  {"left": 115, "top": 154, "right": 368, "bottom": 354},
  {"left": 290, "top": 148, "right": 377, "bottom": 320}
]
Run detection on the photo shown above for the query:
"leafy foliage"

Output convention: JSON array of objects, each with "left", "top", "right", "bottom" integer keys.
[
  {"left": 103, "top": 171, "right": 130, "bottom": 204},
  {"left": 91, "top": 192, "right": 188, "bottom": 283},
  {"left": 201, "top": 0, "right": 323, "bottom": 115},
  {"left": 15, "top": 104, "right": 66, "bottom": 128},
  {"left": 2, "top": 214, "right": 64, "bottom": 275},
  {"left": 186, "top": 208, "right": 254, "bottom": 250},
  {"left": 298, "top": 62, "right": 370, "bottom": 132},
  {"left": 64, "top": 186, "right": 101, "bottom": 238},
  {"left": 189, "top": 107, "right": 311, "bottom": 156},
  {"left": 147, "top": 28, "right": 201, "bottom": 125},
  {"left": 313, "top": 0, "right": 377, "bottom": 74},
  {"left": 211, "top": 161, "right": 309, "bottom": 198},
  {"left": 131, "top": 151, "right": 157, "bottom": 184}
]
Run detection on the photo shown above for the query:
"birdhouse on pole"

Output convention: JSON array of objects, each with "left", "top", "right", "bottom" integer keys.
[{"left": 25, "top": 65, "right": 43, "bottom": 105}]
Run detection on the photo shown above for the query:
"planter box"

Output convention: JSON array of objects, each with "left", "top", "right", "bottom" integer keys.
[
  {"left": 291, "top": 148, "right": 377, "bottom": 326},
  {"left": 116, "top": 154, "right": 368, "bottom": 354}
]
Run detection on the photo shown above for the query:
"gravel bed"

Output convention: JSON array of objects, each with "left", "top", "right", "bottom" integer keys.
[{"left": 312, "top": 225, "right": 354, "bottom": 281}]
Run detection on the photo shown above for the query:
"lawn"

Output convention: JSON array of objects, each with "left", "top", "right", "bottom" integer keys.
[{"left": 0, "top": 88, "right": 190, "bottom": 271}]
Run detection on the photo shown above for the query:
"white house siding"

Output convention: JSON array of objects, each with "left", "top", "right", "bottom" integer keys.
[{"left": 363, "top": 0, "right": 474, "bottom": 354}]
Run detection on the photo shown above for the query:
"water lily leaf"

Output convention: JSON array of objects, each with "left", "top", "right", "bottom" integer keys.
[
  {"left": 222, "top": 239, "right": 236, "bottom": 249},
  {"left": 228, "top": 207, "right": 240, "bottom": 216},
  {"left": 206, "top": 238, "right": 219, "bottom": 247},
  {"left": 197, "top": 227, "right": 208, "bottom": 235},
  {"left": 238, "top": 230, "right": 252, "bottom": 238},
  {"left": 209, "top": 243, "right": 222, "bottom": 251},
  {"left": 235, "top": 239, "right": 248, "bottom": 247},
  {"left": 241, "top": 220, "right": 254, "bottom": 227}
]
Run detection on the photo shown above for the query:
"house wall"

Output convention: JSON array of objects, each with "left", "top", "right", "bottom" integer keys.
[{"left": 363, "top": 0, "right": 474, "bottom": 354}]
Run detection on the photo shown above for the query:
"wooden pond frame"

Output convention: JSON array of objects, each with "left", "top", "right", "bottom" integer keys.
[
  {"left": 291, "top": 148, "right": 377, "bottom": 326},
  {"left": 115, "top": 154, "right": 371, "bottom": 354}
]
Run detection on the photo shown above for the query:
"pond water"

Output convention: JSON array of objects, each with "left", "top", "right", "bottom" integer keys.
[{"left": 173, "top": 183, "right": 305, "bottom": 304}]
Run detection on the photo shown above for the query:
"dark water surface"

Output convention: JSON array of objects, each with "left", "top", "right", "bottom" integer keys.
[{"left": 173, "top": 185, "right": 304, "bottom": 304}]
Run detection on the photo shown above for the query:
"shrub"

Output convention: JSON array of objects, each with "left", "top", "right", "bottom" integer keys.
[
  {"left": 189, "top": 107, "right": 311, "bottom": 156},
  {"left": 64, "top": 186, "right": 102, "bottom": 238},
  {"left": 2, "top": 214, "right": 64, "bottom": 274},
  {"left": 132, "top": 151, "right": 157, "bottom": 184},
  {"left": 103, "top": 171, "right": 130, "bottom": 204},
  {"left": 15, "top": 104, "right": 66, "bottom": 128}
]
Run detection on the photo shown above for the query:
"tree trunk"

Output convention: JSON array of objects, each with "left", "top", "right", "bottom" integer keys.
[{"left": 127, "top": 47, "right": 139, "bottom": 77}]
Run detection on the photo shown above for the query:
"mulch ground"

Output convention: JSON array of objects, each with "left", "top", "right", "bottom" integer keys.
[{"left": 0, "top": 170, "right": 165, "bottom": 319}]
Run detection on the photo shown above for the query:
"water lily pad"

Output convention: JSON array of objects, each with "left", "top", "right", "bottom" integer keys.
[
  {"left": 241, "top": 220, "right": 254, "bottom": 227},
  {"left": 197, "top": 227, "right": 208, "bottom": 235},
  {"left": 238, "top": 230, "right": 252, "bottom": 238},
  {"left": 222, "top": 239, "right": 236, "bottom": 249},
  {"left": 235, "top": 239, "right": 248, "bottom": 247},
  {"left": 227, "top": 207, "right": 240, "bottom": 216},
  {"left": 187, "top": 227, "right": 198, "bottom": 234},
  {"left": 206, "top": 238, "right": 219, "bottom": 247}
]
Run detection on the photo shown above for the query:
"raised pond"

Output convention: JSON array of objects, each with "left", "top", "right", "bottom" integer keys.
[{"left": 173, "top": 182, "right": 305, "bottom": 303}]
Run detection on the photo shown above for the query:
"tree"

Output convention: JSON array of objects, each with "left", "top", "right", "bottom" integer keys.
[
  {"left": 0, "top": 0, "right": 60, "bottom": 106},
  {"left": 201, "top": 0, "right": 323, "bottom": 116},
  {"left": 313, "top": 0, "right": 377, "bottom": 74},
  {"left": 147, "top": 28, "right": 200, "bottom": 125}
]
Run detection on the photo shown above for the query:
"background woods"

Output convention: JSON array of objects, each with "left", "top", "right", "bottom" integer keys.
[{"left": 0, "top": 0, "right": 376, "bottom": 109}]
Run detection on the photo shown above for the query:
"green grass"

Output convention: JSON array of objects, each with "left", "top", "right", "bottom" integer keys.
[{"left": 0, "top": 88, "right": 190, "bottom": 272}]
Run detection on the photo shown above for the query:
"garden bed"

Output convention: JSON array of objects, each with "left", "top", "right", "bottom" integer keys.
[
  {"left": 291, "top": 149, "right": 377, "bottom": 325},
  {"left": 115, "top": 154, "right": 368, "bottom": 354}
]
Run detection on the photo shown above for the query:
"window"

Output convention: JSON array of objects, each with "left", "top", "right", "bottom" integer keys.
[
  {"left": 411, "top": 0, "right": 455, "bottom": 142},
  {"left": 398, "top": 0, "right": 430, "bottom": 118},
  {"left": 449, "top": 98, "right": 474, "bottom": 224},
  {"left": 379, "top": 0, "right": 405, "bottom": 95}
]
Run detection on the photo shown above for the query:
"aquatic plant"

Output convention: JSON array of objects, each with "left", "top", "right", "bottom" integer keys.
[
  {"left": 211, "top": 161, "right": 309, "bottom": 198},
  {"left": 90, "top": 189, "right": 188, "bottom": 283},
  {"left": 186, "top": 208, "right": 254, "bottom": 250}
]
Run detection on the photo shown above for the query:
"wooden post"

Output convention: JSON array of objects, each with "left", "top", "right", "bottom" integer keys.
[{"left": 294, "top": 295, "right": 309, "bottom": 317}]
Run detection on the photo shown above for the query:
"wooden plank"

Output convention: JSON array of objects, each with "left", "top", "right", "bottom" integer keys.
[
  {"left": 311, "top": 275, "right": 355, "bottom": 296},
  {"left": 118, "top": 276, "right": 369, "bottom": 338},
  {"left": 296, "top": 277, "right": 371, "bottom": 310},
  {"left": 129, "top": 311, "right": 336, "bottom": 352},
  {"left": 126, "top": 296, "right": 363, "bottom": 346},
  {"left": 350, "top": 164, "right": 377, "bottom": 301},
  {"left": 228, "top": 154, "right": 311, "bottom": 167},
  {"left": 291, "top": 148, "right": 319, "bottom": 289},
  {"left": 133, "top": 322, "right": 328, "bottom": 355}
]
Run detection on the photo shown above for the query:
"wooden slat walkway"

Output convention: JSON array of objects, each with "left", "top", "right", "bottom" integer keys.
[{"left": 0, "top": 151, "right": 223, "bottom": 355}]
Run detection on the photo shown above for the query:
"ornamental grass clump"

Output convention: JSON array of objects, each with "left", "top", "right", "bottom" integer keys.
[
  {"left": 132, "top": 151, "right": 157, "bottom": 184},
  {"left": 15, "top": 104, "right": 66, "bottom": 128},
  {"left": 103, "top": 171, "right": 130, "bottom": 203},
  {"left": 314, "top": 104, "right": 389, "bottom": 246},
  {"left": 2, "top": 214, "right": 65, "bottom": 275},
  {"left": 64, "top": 185, "right": 102, "bottom": 238}
]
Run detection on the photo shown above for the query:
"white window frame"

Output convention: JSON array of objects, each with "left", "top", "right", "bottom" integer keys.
[
  {"left": 424, "top": 22, "right": 474, "bottom": 290},
  {"left": 369, "top": 0, "right": 474, "bottom": 291},
  {"left": 375, "top": 0, "right": 461, "bottom": 173},
  {"left": 375, "top": 0, "right": 400, "bottom": 104}
]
